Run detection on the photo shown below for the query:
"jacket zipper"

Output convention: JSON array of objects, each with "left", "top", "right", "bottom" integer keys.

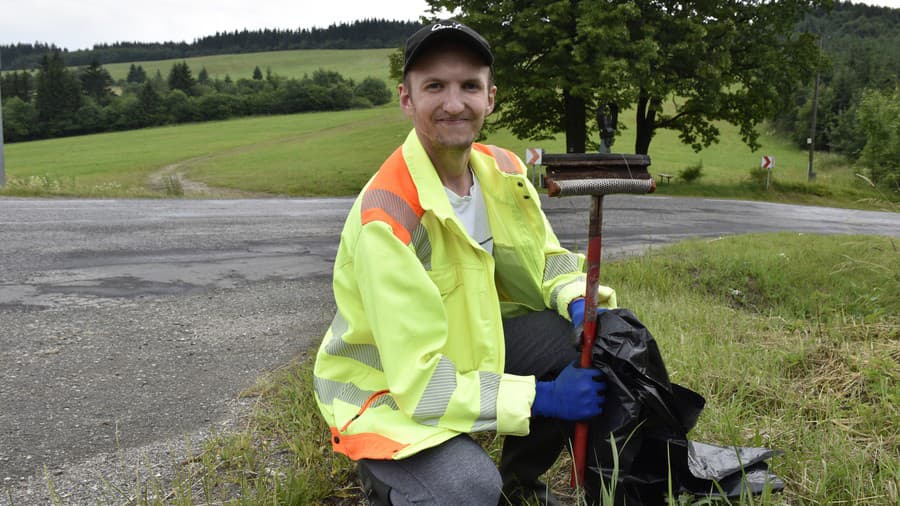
[{"left": 339, "top": 389, "right": 391, "bottom": 433}]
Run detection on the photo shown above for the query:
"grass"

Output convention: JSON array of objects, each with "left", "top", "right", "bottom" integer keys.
[
  {"left": 3, "top": 101, "right": 896, "bottom": 210},
  {"left": 91, "top": 232, "right": 898, "bottom": 505},
  {"left": 100, "top": 48, "right": 396, "bottom": 83},
  {"left": 0, "top": 105, "right": 408, "bottom": 197}
]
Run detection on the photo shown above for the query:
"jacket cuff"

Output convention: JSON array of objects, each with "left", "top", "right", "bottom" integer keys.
[
  {"left": 554, "top": 278, "right": 587, "bottom": 320},
  {"left": 496, "top": 374, "right": 536, "bottom": 436}
]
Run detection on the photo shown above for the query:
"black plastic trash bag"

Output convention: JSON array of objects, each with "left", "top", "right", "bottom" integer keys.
[{"left": 582, "top": 309, "right": 784, "bottom": 504}]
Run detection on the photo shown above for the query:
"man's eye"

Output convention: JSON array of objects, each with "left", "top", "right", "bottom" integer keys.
[{"left": 425, "top": 83, "right": 442, "bottom": 90}]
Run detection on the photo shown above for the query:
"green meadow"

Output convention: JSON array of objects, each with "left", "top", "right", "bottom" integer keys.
[
  {"left": 2, "top": 100, "right": 896, "bottom": 210},
  {"left": 102, "top": 48, "right": 396, "bottom": 83}
]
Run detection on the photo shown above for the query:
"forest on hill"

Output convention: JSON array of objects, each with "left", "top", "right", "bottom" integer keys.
[
  {"left": 776, "top": 1, "right": 899, "bottom": 185},
  {"left": 0, "top": 19, "right": 421, "bottom": 69}
]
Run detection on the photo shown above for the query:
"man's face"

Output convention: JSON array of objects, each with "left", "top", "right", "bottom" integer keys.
[{"left": 399, "top": 42, "right": 496, "bottom": 157}]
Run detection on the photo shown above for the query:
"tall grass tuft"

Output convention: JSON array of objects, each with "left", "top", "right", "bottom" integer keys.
[
  {"left": 679, "top": 162, "right": 704, "bottom": 183},
  {"left": 163, "top": 175, "right": 185, "bottom": 197}
]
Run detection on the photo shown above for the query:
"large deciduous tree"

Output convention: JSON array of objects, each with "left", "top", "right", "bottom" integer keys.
[{"left": 425, "top": 0, "right": 825, "bottom": 154}]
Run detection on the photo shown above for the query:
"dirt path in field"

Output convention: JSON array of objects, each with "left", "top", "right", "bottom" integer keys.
[
  {"left": 144, "top": 112, "right": 405, "bottom": 198},
  {"left": 146, "top": 156, "right": 273, "bottom": 198}
]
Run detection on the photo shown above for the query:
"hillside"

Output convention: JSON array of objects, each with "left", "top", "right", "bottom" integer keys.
[{"left": 101, "top": 48, "right": 395, "bottom": 83}]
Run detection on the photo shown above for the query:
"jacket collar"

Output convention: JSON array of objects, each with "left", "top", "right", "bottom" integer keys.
[
  {"left": 401, "top": 129, "right": 516, "bottom": 222},
  {"left": 401, "top": 129, "right": 465, "bottom": 222}
]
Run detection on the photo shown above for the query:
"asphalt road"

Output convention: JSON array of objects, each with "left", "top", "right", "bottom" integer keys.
[{"left": 0, "top": 196, "right": 897, "bottom": 487}]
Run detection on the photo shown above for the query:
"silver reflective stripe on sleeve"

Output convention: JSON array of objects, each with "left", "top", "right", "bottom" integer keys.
[
  {"left": 470, "top": 371, "right": 500, "bottom": 432},
  {"left": 361, "top": 188, "right": 422, "bottom": 246},
  {"left": 313, "top": 376, "right": 398, "bottom": 410},
  {"left": 411, "top": 222, "right": 432, "bottom": 270},
  {"left": 412, "top": 356, "right": 457, "bottom": 426},
  {"left": 549, "top": 275, "right": 586, "bottom": 311},
  {"left": 324, "top": 312, "right": 383, "bottom": 371},
  {"left": 543, "top": 253, "right": 581, "bottom": 282}
]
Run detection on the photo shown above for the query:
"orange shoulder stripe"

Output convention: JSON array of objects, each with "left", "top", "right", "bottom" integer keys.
[
  {"left": 473, "top": 143, "right": 524, "bottom": 174},
  {"left": 361, "top": 147, "right": 424, "bottom": 245}
]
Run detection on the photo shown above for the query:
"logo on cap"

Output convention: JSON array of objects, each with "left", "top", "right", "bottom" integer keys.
[{"left": 431, "top": 22, "right": 463, "bottom": 32}]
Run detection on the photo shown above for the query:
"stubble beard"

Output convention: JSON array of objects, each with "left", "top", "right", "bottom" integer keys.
[{"left": 432, "top": 116, "right": 484, "bottom": 152}]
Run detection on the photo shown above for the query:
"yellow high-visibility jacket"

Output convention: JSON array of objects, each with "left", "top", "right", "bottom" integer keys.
[{"left": 313, "top": 130, "right": 607, "bottom": 461}]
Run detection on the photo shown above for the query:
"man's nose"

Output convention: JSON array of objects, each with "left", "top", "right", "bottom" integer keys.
[{"left": 443, "top": 87, "right": 465, "bottom": 114}]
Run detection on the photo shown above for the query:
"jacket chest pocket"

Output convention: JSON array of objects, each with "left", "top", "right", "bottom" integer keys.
[{"left": 427, "top": 266, "right": 461, "bottom": 299}]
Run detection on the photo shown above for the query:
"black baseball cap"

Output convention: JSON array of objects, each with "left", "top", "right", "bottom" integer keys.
[{"left": 403, "top": 20, "right": 494, "bottom": 73}]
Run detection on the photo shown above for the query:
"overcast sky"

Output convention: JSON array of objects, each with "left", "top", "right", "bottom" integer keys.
[{"left": 1, "top": 0, "right": 898, "bottom": 52}]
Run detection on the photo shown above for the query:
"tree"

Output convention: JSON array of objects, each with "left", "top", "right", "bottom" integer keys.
[
  {"left": 252, "top": 66, "right": 263, "bottom": 80},
  {"left": 856, "top": 86, "right": 900, "bottom": 188},
  {"left": 0, "top": 71, "right": 34, "bottom": 103},
  {"left": 1, "top": 97, "right": 38, "bottom": 141},
  {"left": 426, "top": 0, "right": 824, "bottom": 154},
  {"left": 168, "top": 61, "right": 195, "bottom": 93},
  {"left": 126, "top": 64, "right": 147, "bottom": 84},
  {"left": 34, "top": 51, "right": 83, "bottom": 136},
  {"left": 78, "top": 59, "right": 114, "bottom": 104},
  {"left": 138, "top": 82, "right": 164, "bottom": 125},
  {"left": 151, "top": 69, "right": 166, "bottom": 92},
  {"left": 198, "top": 67, "right": 210, "bottom": 84}
]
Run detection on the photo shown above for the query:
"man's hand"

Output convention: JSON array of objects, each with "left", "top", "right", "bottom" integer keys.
[
  {"left": 568, "top": 298, "right": 610, "bottom": 348},
  {"left": 532, "top": 362, "right": 606, "bottom": 421}
]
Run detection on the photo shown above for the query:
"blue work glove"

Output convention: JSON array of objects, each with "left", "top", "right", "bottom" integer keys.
[
  {"left": 532, "top": 361, "right": 606, "bottom": 421},
  {"left": 569, "top": 298, "right": 585, "bottom": 329},
  {"left": 569, "top": 298, "right": 607, "bottom": 347}
]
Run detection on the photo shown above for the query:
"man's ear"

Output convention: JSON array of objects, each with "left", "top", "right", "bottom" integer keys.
[
  {"left": 486, "top": 84, "right": 497, "bottom": 115},
  {"left": 398, "top": 82, "right": 414, "bottom": 118}
]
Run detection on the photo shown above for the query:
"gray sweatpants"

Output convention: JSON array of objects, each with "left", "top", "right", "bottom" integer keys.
[{"left": 357, "top": 310, "right": 578, "bottom": 505}]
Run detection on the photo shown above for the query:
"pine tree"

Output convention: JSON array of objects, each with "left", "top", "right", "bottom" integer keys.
[
  {"left": 253, "top": 66, "right": 263, "bottom": 80},
  {"left": 79, "top": 59, "right": 114, "bottom": 104},
  {"left": 167, "top": 61, "right": 195, "bottom": 93},
  {"left": 138, "top": 81, "right": 163, "bottom": 125},
  {"left": 126, "top": 64, "right": 147, "bottom": 84},
  {"left": 34, "top": 51, "right": 82, "bottom": 135}
]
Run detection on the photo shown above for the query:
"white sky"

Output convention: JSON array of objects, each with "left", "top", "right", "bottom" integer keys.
[{"left": 1, "top": 0, "right": 898, "bottom": 52}]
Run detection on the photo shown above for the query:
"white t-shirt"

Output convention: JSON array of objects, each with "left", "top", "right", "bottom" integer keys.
[{"left": 444, "top": 171, "right": 493, "bottom": 254}]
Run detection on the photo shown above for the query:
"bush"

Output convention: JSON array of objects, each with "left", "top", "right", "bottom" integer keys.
[
  {"left": 354, "top": 77, "right": 392, "bottom": 106},
  {"left": 351, "top": 96, "right": 374, "bottom": 109},
  {"left": 1, "top": 97, "right": 38, "bottom": 141},
  {"left": 679, "top": 162, "right": 704, "bottom": 183},
  {"left": 748, "top": 166, "right": 769, "bottom": 187}
]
